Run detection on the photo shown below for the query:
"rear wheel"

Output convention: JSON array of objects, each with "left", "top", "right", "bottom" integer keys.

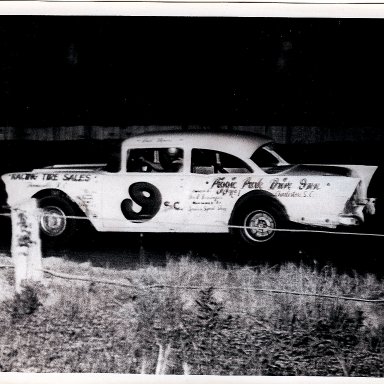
[
  {"left": 38, "top": 196, "right": 77, "bottom": 243},
  {"left": 231, "top": 201, "right": 287, "bottom": 248},
  {"left": 243, "top": 209, "right": 277, "bottom": 243}
]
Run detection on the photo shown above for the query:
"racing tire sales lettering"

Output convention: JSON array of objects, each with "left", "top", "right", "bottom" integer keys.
[{"left": 121, "top": 182, "right": 162, "bottom": 222}]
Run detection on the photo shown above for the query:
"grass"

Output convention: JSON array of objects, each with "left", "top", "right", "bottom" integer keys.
[{"left": 0, "top": 254, "right": 384, "bottom": 375}]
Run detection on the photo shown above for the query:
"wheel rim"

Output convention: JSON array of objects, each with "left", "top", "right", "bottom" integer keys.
[
  {"left": 40, "top": 206, "right": 67, "bottom": 237},
  {"left": 243, "top": 209, "right": 276, "bottom": 242}
]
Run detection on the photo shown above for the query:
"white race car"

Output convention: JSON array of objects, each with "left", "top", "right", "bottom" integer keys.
[{"left": 1, "top": 131, "right": 379, "bottom": 246}]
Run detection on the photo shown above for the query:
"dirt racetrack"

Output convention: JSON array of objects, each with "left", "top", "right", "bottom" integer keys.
[{"left": 0, "top": 214, "right": 383, "bottom": 276}]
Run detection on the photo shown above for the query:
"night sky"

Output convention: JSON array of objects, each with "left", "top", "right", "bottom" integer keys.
[{"left": 1, "top": 17, "right": 384, "bottom": 128}]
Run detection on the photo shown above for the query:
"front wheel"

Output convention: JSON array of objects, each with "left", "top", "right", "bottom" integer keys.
[
  {"left": 38, "top": 196, "right": 77, "bottom": 243},
  {"left": 231, "top": 203, "right": 287, "bottom": 247}
]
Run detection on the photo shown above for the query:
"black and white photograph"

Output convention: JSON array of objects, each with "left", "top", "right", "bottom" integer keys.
[{"left": 1, "top": 6, "right": 384, "bottom": 378}]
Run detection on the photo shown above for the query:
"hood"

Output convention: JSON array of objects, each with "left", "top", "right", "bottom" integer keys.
[
  {"left": 0, "top": 176, "right": 8, "bottom": 210},
  {"left": 33, "top": 163, "right": 107, "bottom": 172}
]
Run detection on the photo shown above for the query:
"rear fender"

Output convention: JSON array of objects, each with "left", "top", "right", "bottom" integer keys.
[
  {"left": 313, "top": 164, "right": 377, "bottom": 200},
  {"left": 229, "top": 190, "right": 288, "bottom": 230}
]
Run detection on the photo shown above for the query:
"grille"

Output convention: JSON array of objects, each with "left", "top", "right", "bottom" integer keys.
[{"left": 0, "top": 177, "right": 8, "bottom": 211}]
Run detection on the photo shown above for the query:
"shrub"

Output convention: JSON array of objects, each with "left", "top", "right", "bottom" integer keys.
[{"left": 6, "top": 285, "right": 42, "bottom": 321}]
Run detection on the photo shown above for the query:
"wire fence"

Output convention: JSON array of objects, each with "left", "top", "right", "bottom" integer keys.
[
  {"left": 2, "top": 201, "right": 384, "bottom": 303},
  {"left": 1, "top": 207, "right": 384, "bottom": 237},
  {"left": 0, "top": 263, "right": 383, "bottom": 304}
]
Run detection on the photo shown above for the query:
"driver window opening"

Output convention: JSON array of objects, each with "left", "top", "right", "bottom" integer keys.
[
  {"left": 126, "top": 148, "right": 184, "bottom": 173},
  {"left": 191, "top": 149, "right": 252, "bottom": 174}
]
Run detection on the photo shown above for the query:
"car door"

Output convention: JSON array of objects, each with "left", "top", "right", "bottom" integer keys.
[
  {"left": 184, "top": 148, "right": 253, "bottom": 233},
  {"left": 100, "top": 146, "right": 188, "bottom": 232}
]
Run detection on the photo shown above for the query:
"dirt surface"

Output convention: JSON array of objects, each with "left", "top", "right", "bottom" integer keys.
[{"left": 1, "top": 215, "right": 383, "bottom": 276}]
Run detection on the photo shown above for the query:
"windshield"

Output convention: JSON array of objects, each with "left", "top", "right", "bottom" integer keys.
[
  {"left": 102, "top": 143, "right": 122, "bottom": 173},
  {"left": 250, "top": 144, "right": 291, "bottom": 174}
]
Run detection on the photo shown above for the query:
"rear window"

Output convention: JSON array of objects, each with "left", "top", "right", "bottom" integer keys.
[{"left": 251, "top": 144, "right": 290, "bottom": 174}]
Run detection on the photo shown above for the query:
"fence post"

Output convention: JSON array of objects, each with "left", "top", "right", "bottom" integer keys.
[{"left": 11, "top": 198, "right": 43, "bottom": 293}]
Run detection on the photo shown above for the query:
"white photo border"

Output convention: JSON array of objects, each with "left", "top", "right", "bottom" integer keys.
[{"left": 0, "top": 1, "right": 383, "bottom": 383}]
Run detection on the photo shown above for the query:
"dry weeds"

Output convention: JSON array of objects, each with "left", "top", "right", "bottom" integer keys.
[{"left": 0, "top": 254, "right": 383, "bottom": 375}]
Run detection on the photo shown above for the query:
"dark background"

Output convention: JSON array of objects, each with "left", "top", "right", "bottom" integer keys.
[
  {"left": 1, "top": 16, "right": 384, "bottom": 266},
  {"left": 1, "top": 16, "right": 384, "bottom": 127},
  {"left": 1, "top": 17, "right": 384, "bottom": 174}
]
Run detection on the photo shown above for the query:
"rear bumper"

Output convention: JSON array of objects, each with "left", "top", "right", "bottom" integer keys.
[
  {"left": 338, "top": 215, "right": 361, "bottom": 226},
  {"left": 339, "top": 198, "right": 377, "bottom": 227}
]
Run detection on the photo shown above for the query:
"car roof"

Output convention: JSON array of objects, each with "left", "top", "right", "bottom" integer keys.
[{"left": 122, "top": 131, "right": 272, "bottom": 159}]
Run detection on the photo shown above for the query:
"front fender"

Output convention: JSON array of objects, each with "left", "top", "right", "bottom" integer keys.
[{"left": 1, "top": 171, "right": 101, "bottom": 220}]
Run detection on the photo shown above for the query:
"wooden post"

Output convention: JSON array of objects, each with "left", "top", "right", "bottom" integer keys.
[
  {"left": 11, "top": 198, "right": 43, "bottom": 293},
  {"left": 155, "top": 343, "right": 171, "bottom": 375}
]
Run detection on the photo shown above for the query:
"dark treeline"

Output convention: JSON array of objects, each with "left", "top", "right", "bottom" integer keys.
[{"left": 1, "top": 17, "right": 384, "bottom": 128}]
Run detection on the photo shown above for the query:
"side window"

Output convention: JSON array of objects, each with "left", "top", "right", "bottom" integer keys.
[
  {"left": 191, "top": 149, "right": 252, "bottom": 174},
  {"left": 126, "top": 147, "right": 183, "bottom": 173}
]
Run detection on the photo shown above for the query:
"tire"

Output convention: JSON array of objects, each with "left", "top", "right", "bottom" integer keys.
[
  {"left": 231, "top": 201, "right": 287, "bottom": 248},
  {"left": 37, "top": 196, "right": 77, "bottom": 243}
]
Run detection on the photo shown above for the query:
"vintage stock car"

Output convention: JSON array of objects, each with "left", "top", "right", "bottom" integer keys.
[{"left": 1, "top": 131, "right": 380, "bottom": 246}]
